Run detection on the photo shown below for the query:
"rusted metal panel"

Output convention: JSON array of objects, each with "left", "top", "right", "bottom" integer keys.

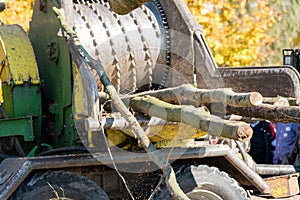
[{"left": 265, "top": 173, "right": 299, "bottom": 198}]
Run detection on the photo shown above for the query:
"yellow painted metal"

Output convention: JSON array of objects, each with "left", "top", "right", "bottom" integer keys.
[
  {"left": 106, "top": 124, "right": 206, "bottom": 148},
  {"left": 0, "top": 25, "right": 40, "bottom": 85},
  {"left": 0, "top": 37, "right": 9, "bottom": 83},
  {"left": 72, "top": 63, "right": 89, "bottom": 118},
  {"left": 146, "top": 123, "right": 207, "bottom": 142},
  {"left": 121, "top": 123, "right": 207, "bottom": 148},
  {"left": 154, "top": 139, "right": 195, "bottom": 148},
  {"left": 72, "top": 63, "right": 95, "bottom": 147},
  {"left": 106, "top": 130, "right": 129, "bottom": 148},
  {"left": 0, "top": 79, "right": 3, "bottom": 103},
  {"left": 265, "top": 173, "right": 299, "bottom": 198},
  {"left": 150, "top": 124, "right": 207, "bottom": 148}
]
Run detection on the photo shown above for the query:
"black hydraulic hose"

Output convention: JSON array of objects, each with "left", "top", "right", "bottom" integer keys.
[
  {"left": 116, "top": 137, "right": 131, "bottom": 148},
  {"left": 0, "top": 152, "right": 19, "bottom": 159},
  {"left": 36, "top": 146, "right": 88, "bottom": 156},
  {"left": 14, "top": 137, "right": 26, "bottom": 157},
  {"left": 0, "top": 146, "right": 88, "bottom": 158}
]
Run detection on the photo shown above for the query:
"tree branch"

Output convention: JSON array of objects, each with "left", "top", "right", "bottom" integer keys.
[
  {"left": 227, "top": 103, "right": 300, "bottom": 123},
  {"left": 99, "top": 84, "right": 263, "bottom": 108},
  {"left": 130, "top": 95, "right": 253, "bottom": 141},
  {"left": 128, "top": 84, "right": 262, "bottom": 107}
]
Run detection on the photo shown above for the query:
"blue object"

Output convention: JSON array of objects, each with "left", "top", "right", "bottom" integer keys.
[{"left": 273, "top": 123, "right": 299, "bottom": 164}]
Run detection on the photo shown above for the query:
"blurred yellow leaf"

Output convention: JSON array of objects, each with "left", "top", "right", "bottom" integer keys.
[
  {"left": 0, "top": 0, "right": 34, "bottom": 31},
  {"left": 185, "top": 0, "right": 280, "bottom": 67}
]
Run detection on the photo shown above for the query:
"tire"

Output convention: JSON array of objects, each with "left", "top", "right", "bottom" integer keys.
[
  {"left": 153, "top": 165, "right": 249, "bottom": 200},
  {"left": 14, "top": 170, "right": 109, "bottom": 200}
]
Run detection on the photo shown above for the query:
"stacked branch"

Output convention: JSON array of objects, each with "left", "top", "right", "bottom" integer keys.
[
  {"left": 207, "top": 96, "right": 300, "bottom": 123},
  {"left": 99, "top": 84, "right": 262, "bottom": 108},
  {"left": 99, "top": 84, "right": 300, "bottom": 133},
  {"left": 99, "top": 83, "right": 300, "bottom": 132},
  {"left": 98, "top": 85, "right": 258, "bottom": 141},
  {"left": 130, "top": 95, "right": 253, "bottom": 141},
  {"left": 263, "top": 97, "right": 298, "bottom": 106},
  {"left": 126, "top": 84, "right": 262, "bottom": 107},
  {"left": 226, "top": 104, "right": 300, "bottom": 123}
]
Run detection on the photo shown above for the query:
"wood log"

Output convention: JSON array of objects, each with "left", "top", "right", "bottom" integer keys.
[
  {"left": 263, "top": 97, "right": 297, "bottom": 106},
  {"left": 109, "top": 0, "right": 150, "bottom": 14},
  {"left": 130, "top": 95, "right": 253, "bottom": 141},
  {"left": 99, "top": 84, "right": 263, "bottom": 108},
  {"left": 132, "top": 84, "right": 262, "bottom": 107},
  {"left": 85, "top": 115, "right": 206, "bottom": 142},
  {"left": 226, "top": 104, "right": 300, "bottom": 123}
]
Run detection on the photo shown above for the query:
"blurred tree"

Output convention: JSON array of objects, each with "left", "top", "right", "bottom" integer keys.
[
  {"left": 0, "top": 0, "right": 34, "bottom": 31},
  {"left": 264, "top": 0, "right": 300, "bottom": 65},
  {"left": 185, "top": 0, "right": 281, "bottom": 67}
]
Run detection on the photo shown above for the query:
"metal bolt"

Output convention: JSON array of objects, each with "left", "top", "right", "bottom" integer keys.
[
  {"left": 47, "top": 41, "right": 59, "bottom": 62},
  {"left": 49, "top": 103, "right": 58, "bottom": 114}
]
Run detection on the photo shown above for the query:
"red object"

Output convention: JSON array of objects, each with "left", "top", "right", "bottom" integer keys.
[{"left": 269, "top": 123, "right": 276, "bottom": 139}]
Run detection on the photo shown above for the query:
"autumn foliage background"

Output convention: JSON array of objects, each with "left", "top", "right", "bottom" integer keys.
[
  {"left": 0, "top": 0, "right": 299, "bottom": 67},
  {"left": 0, "top": 0, "right": 34, "bottom": 31}
]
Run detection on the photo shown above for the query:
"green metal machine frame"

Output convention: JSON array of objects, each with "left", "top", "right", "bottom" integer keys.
[
  {"left": 29, "top": 0, "right": 78, "bottom": 148},
  {"left": 0, "top": 25, "right": 42, "bottom": 145}
]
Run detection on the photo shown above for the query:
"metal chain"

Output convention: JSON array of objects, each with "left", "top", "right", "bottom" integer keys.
[{"left": 151, "top": 0, "right": 171, "bottom": 89}]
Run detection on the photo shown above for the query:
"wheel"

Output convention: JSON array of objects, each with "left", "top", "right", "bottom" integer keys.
[
  {"left": 153, "top": 165, "right": 249, "bottom": 200},
  {"left": 14, "top": 170, "right": 109, "bottom": 200}
]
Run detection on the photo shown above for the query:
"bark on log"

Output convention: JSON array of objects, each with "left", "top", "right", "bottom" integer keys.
[
  {"left": 263, "top": 97, "right": 297, "bottom": 106},
  {"left": 130, "top": 95, "right": 253, "bottom": 141},
  {"left": 109, "top": 0, "right": 151, "bottom": 14},
  {"left": 100, "top": 84, "right": 263, "bottom": 108},
  {"left": 226, "top": 104, "right": 300, "bottom": 123}
]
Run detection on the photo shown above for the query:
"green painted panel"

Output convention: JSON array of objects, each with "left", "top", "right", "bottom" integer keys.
[
  {"left": 12, "top": 83, "right": 42, "bottom": 142},
  {"left": 0, "top": 116, "right": 35, "bottom": 141},
  {"left": 0, "top": 83, "right": 42, "bottom": 143},
  {"left": 29, "top": 0, "right": 72, "bottom": 137},
  {"left": 29, "top": 0, "right": 78, "bottom": 147},
  {"left": 13, "top": 84, "right": 41, "bottom": 116}
]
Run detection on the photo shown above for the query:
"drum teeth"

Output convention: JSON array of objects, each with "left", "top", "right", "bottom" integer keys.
[{"left": 66, "top": 0, "right": 170, "bottom": 93}]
